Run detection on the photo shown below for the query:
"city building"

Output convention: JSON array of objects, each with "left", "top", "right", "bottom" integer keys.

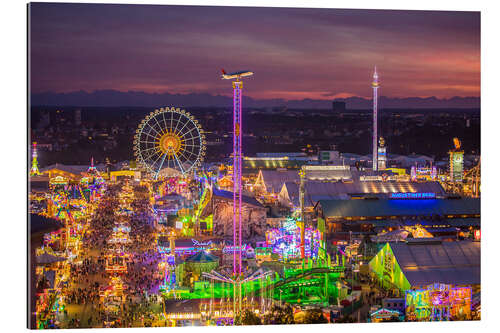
[
  {"left": 319, "top": 150, "right": 342, "bottom": 165},
  {"left": 74, "top": 109, "right": 82, "bottom": 126}
]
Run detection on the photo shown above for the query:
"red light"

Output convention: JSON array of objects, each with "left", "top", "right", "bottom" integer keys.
[{"left": 474, "top": 229, "right": 481, "bottom": 240}]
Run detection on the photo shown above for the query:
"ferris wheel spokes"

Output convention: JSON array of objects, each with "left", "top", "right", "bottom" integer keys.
[
  {"left": 172, "top": 150, "right": 185, "bottom": 174},
  {"left": 138, "top": 130, "right": 158, "bottom": 141},
  {"left": 143, "top": 121, "right": 162, "bottom": 138},
  {"left": 150, "top": 151, "right": 166, "bottom": 171},
  {"left": 155, "top": 153, "right": 168, "bottom": 179},
  {"left": 152, "top": 114, "right": 166, "bottom": 136}
]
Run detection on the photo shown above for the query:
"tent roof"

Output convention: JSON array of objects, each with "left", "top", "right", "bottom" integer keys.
[
  {"left": 30, "top": 214, "right": 64, "bottom": 235},
  {"left": 283, "top": 180, "right": 447, "bottom": 208},
  {"left": 259, "top": 170, "right": 300, "bottom": 193},
  {"left": 213, "top": 188, "right": 263, "bottom": 207},
  {"left": 390, "top": 240, "right": 480, "bottom": 286},
  {"left": 317, "top": 198, "right": 480, "bottom": 218},
  {"left": 185, "top": 251, "right": 219, "bottom": 263},
  {"left": 371, "top": 230, "right": 410, "bottom": 243},
  {"left": 36, "top": 253, "right": 66, "bottom": 265}
]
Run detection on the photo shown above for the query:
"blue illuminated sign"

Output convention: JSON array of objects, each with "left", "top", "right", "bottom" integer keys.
[{"left": 390, "top": 192, "right": 436, "bottom": 199}]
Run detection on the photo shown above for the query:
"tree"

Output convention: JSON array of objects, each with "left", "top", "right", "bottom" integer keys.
[
  {"left": 336, "top": 315, "right": 355, "bottom": 323},
  {"left": 262, "top": 304, "right": 295, "bottom": 325},
  {"left": 240, "top": 309, "right": 262, "bottom": 325},
  {"left": 303, "top": 309, "right": 328, "bottom": 324}
]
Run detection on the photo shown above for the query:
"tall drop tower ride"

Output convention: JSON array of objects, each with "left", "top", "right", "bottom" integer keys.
[
  {"left": 221, "top": 69, "right": 253, "bottom": 314},
  {"left": 372, "top": 66, "right": 380, "bottom": 171}
]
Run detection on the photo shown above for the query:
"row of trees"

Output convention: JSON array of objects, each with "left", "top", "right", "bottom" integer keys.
[{"left": 235, "top": 304, "right": 329, "bottom": 326}]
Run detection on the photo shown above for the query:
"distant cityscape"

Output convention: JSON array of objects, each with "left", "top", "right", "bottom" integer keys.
[{"left": 30, "top": 104, "right": 480, "bottom": 169}]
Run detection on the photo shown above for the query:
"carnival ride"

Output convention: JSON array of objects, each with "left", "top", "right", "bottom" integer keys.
[
  {"left": 105, "top": 250, "right": 129, "bottom": 274},
  {"left": 80, "top": 158, "right": 105, "bottom": 201},
  {"left": 217, "top": 69, "right": 254, "bottom": 315},
  {"left": 405, "top": 283, "right": 472, "bottom": 321},
  {"left": 158, "top": 254, "right": 177, "bottom": 292},
  {"left": 153, "top": 177, "right": 190, "bottom": 197},
  {"left": 440, "top": 137, "right": 480, "bottom": 197},
  {"left": 193, "top": 172, "right": 213, "bottom": 235},
  {"left": 265, "top": 219, "right": 321, "bottom": 260},
  {"left": 133, "top": 107, "right": 206, "bottom": 178},
  {"left": 463, "top": 157, "right": 480, "bottom": 198},
  {"left": 159, "top": 217, "right": 346, "bottom": 317},
  {"left": 158, "top": 71, "right": 348, "bottom": 323},
  {"left": 49, "top": 192, "right": 74, "bottom": 222},
  {"left": 108, "top": 229, "right": 131, "bottom": 245},
  {"left": 30, "top": 142, "right": 41, "bottom": 176},
  {"left": 100, "top": 276, "right": 128, "bottom": 328},
  {"left": 159, "top": 253, "right": 345, "bottom": 308}
]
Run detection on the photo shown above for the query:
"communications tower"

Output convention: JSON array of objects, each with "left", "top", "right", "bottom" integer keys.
[
  {"left": 372, "top": 66, "right": 380, "bottom": 171},
  {"left": 30, "top": 142, "right": 41, "bottom": 176}
]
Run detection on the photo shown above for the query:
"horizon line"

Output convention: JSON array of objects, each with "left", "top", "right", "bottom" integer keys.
[{"left": 30, "top": 89, "right": 481, "bottom": 102}]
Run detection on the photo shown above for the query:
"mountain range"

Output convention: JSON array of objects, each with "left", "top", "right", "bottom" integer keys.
[{"left": 30, "top": 90, "right": 480, "bottom": 109}]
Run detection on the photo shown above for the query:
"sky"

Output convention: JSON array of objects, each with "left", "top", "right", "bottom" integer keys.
[{"left": 29, "top": 3, "right": 480, "bottom": 101}]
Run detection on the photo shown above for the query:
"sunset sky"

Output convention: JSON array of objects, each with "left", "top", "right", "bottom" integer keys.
[{"left": 29, "top": 3, "right": 480, "bottom": 100}]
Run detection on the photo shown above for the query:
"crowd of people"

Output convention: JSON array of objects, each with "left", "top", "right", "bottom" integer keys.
[{"left": 57, "top": 181, "right": 166, "bottom": 328}]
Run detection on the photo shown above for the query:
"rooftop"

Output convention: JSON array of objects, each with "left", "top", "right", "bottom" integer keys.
[
  {"left": 390, "top": 240, "right": 480, "bottom": 286},
  {"left": 213, "top": 188, "right": 263, "bottom": 207},
  {"left": 316, "top": 198, "right": 480, "bottom": 219}
]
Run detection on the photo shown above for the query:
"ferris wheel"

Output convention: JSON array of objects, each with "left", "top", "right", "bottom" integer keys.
[{"left": 133, "top": 107, "right": 206, "bottom": 178}]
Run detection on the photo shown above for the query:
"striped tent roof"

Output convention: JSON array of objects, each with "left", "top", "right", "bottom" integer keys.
[
  {"left": 185, "top": 251, "right": 219, "bottom": 263},
  {"left": 281, "top": 180, "right": 447, "bottom": 208}
]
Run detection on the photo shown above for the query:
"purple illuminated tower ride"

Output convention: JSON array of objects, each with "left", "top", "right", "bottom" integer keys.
[
  {"left": 221, "top": 69, "right": 253, "bottom": 315},
  {"left": 232, "top": 79, "right": 243, "bottom": 276},
  {"left": 221, "top": 69, "right": 253, "bottom": 276},
  {"left": 372, "top": 66, "right": 380, "bottom": 171}
]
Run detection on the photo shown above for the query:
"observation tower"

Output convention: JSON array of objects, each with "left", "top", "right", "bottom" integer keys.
[{"left": 372, "top": 66, "right": 380, "bottom": 171}]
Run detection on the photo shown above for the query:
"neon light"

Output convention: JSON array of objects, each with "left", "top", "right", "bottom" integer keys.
[
  {"left": 265, "top": 218, "right": 321, "bottom": 260},
  {"left": 390, "top": 192, "right": 436, "bottom": 199},
  {"left": 192, "top": 239, "right": 212, "bottom": 247},
  {"left": 223, "top": 70, "right": 254, "bottom": 315},
  {"left": 405, "top": 284, "right": 472, "bottom": 321},
  {"left": 411, "top": 166, "right": 417, "bottom": 181},
  {"left": 232, "top": 79, "right": 244, "bottom": 275}
]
